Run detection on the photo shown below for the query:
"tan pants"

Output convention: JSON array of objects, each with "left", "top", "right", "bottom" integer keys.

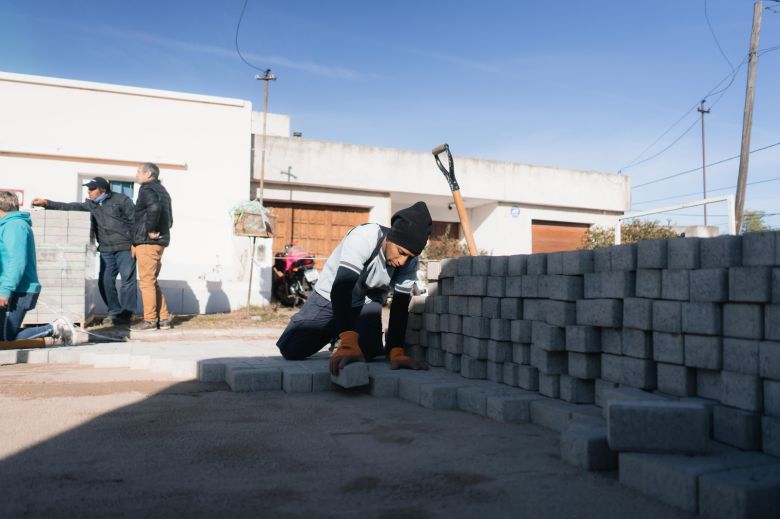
[{"left": 134, "top": 244, "right": 171, "bottom": 322}]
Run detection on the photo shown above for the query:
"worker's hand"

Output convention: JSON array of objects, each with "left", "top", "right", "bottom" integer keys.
[
  {"left": 31, "top": 198, "right": 48, "bottom": 207},
  {"left": 389, "top": 346, "right": 429, "bottom": 370},
  {"left": 147, "top": 231, "right": 161, "bottom": 240},
  {"left": 0, "top": 296, "right": 8, "bottom": 310},
  {"left": 329, "top": 330, "right": 365, "bottom": 375}
]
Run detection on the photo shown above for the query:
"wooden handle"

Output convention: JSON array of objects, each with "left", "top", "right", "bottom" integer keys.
[
  {"left": 451, "top": 190, "right": 477, "bottom": 256},
  {"left": 432, "top": 143, "right": 448, "bottom": 155}
]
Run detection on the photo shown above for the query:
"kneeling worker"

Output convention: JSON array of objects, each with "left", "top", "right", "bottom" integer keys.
[{"left": 277, "top": 201, "right": 432, "bottom": 374}]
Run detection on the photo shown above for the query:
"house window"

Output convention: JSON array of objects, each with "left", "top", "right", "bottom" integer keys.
[{"left": 110, "top": 180, "right": 134, "bottom": 198}]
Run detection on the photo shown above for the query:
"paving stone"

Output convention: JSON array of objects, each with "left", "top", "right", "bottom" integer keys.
[
  {"left": 594, "top": 379, "right": 620, "bottom": 408},
  {"left": 764, "top": 415, "right": 780, "bottom": 458},
  {"left": 697, "top": 369, "right": 722, "bottom": 401},
  {"left": 593, "top": 247, "right": 612, "bottom": 272},
  {"left": 448, "top": 295, "right": 468, "bottom": 315},
  {"left": 637, "top": 239, "right": 668, "bottom": 269},
  {"left": 487, "top": 340, "right": 512, "bottom": 363},
  {"left": 444, "top": 352, "right": 461, "bottom": 373},
  {"left": 538, "top": 373, "right": 560, "bottom": 398},
  {"left": 282, "top": 367, "right": 314, "bottom": 393},
  {"left": 486, "top": 392, "right": 544, "bottom": 423},
  {"left": 565, "top": 325, "right": 601, "bottom": 353},
  {"left": 583, "top": 272, "right": 601, "bottom": 299},
  {"left": 560, "top": 422, "right": 618, "bottom": 471},
  {"left": 489, "top": 319, "right": 511, "bottom": 341},
  {"left": 456, "top": 383, "right": 508, "bottom": 416},
  {"left": 767, "top": 305, "right": 780, "bottom": 341},
  {"left": 331, "top": 362, "right": 369, "bottom": 388},
  {"left": 546, "top": 252, "right": 564, "bottom": 274},
  {"left": 522, "top": 298, "right": 544, "bottom": 321},
  {"left": 621, "top": 357, "right": 657, "bottom": 390},
  {"left": 764, "top": 380, "right": 780, "bottom": 418},
  {"left": 486, "top": 361, "right": 503, "bottom": 383},
  {"left": 603, "top": 271, "right": 636, "bottom": 299},
  {"left": 600, "top": 354, "right": 622, "bottom": 384},
  {"left": 724, "top": 304, "right": 764, "bottom": 339},
  {"left": 441, "top": 332, "right": 464, "bottom": 354},
  {"left": 463, "top": 336, "right": 488, "bottom": 359},
  {"left": 601, "top": 386, "right": 671, "bottom": 416},
  {"left": 636, "top": 269, "right": 662, "bottom": 300},
  {"left": 531, "top": 321, "right": 565, "bottom": 351},
  {"left": 559, "top": 375, "right": 595, "bottom": 403},
  {"left": 510, "top": 320, "right": 532, "bottom": 343},
  {"left": 440, "top": 277, "right": 454, "bottom": 295},
  {"left": 489, "top": 255, "right": 508, "bottom": 276},
  {"left": 567, "top": 352, "right": 600, "bottom": 379},
  {"left": 607, "top": 400, "right": 710, "bottom": 454},
  {"left": 622, "top": 298, "right": 652, "bottom": 331},
  {"left": 227, "top": 367, "right": 283, "bottom": 392},
  {"left": 462, "top": 316, "right": 491, "bottom": 339},
  {"left": 517, "top": 365, "right": 539, "bottom": 391},
  {"left": 486, "top": 277, "right": 506, "bottom": 298},
  {"left": 661, "top": 269, "right": 689, "bottom": 301},
  {"left": 562, "top": 249, "right": 593, "bottom": 275},
  {"left": 611, "top": 243, "right": 637, "bottom": 271},
  {"left": 723, "top": 338, "right": 760, "bottom": 375},
  {"left": 542, "top": 299, "right": 577, "bottom": 327},
  {"left": 652, "top": 300, "right": 681, "bottom": 333},
  {"left": 426, "top": 347, "right": 445, "bottom": 367},
  {"left": 713, "top": 405, "right": 762, "bottom": 451},
  {"left": 471, "top": 256, "right": 491, "bottom": 276},
  {"left": 622, "top": 328, "right": 652, "bottom": 359},
  {"left": 759, "top": 340, "right": 780, "bottom": 380},
  {"left": 398, "top": 375, "right": 427, "bottom": 404},
  {"left": 701, "top": 234, "right": 742, "bottom": 268},
  {"left": 620, "top": 448, "right": 777, "bottom": 514},
  {"left": 512, "top": 343, "right": 530, "bottom": 364},
  {"left": 454, "top": 276, "right": 487, "bottom": 296},
  {"left": 600, "top": 328, "right": 622, "bottom": 354},
  {"left": 507, "top": 255, "right": 527, "bottom": 276},
  {"left": 446, "top": 314, "right": 462, "bottom": 333},
  {"left": 690, "top": 268, "right": 729, "bottom": 302},
  {"left": 681, "top": 302, "right": 722, "bottom": 335},
  {"left": 460, "top": 355, "right": 487, "bottom": 379},
  {"left": 684, "top": 334, "right": 722, "bottom": 370},
  {"left": 729, "top": 266, "right": 771, "bottom": 302},
  {"left": 775, "top": 268, "right": 780, "bottom": 303},
  {"left": 742, "top": 230, "right": 776, "bottom": 266},
  {"left": 652, "top": 332, "right": 684, "bottom": 364},
  {"left": 456, "top": 256, "right": 473, "bottom": 276},
  {"left": 656, "top": 363, "right": 696, "bottom": 397},
  {"left": 529, "top": 398, "right": 581, "bottom": 432},
  {"left": 368, "top": 371, "right": 400, "bottom": 397},
  {"left": 504, "top": 276, "right": 523, "bottom": 298},
  {"left": 424, "top": 313, "right": 441, "bottom": 332},
  {"left": 576, "top": 299, "right": 622, "bottom": 327},
  {"left": 699, "top": 462, "right": 780, "bottom": 519},
  {"left": 530, "top": 345, "right": 567, "bottom": 375},
  {"left": 519, "top": 275, "right": 539, "bottom": 298},
  {"left": 499, "top": 298, "right": 523, "bottom": 320},
  {"left": 419, "top": 382, "right": 467, "bottom": 409},
  {"left": 545, "top": 275, "right": 583, "bottom": 302},
  {"left": 667, "top": 237, "right": 701, "bottom": 269},
  {"left": 527, "top": 253, "right": 547, "bottom": 275},
  {"left": 440, "top": 258, "right": 457, "bottom": 278},
  {"left": 721, "top": 371, "right": 763, "bottom": 412},
  {"left": 502, "top": 362, "right": 521, "bottom": 387}
]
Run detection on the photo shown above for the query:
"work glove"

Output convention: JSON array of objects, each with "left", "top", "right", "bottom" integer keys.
[
  {"left": 388, "top": 347, "right": 429, "bottom": 371},
  {"left": 329, "top": 330, "right": 365, "bottom": 375}
]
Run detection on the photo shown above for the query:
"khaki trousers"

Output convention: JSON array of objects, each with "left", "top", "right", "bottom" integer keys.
[{"left": 134, "top": 244, "right": 171, "bottom": 322}]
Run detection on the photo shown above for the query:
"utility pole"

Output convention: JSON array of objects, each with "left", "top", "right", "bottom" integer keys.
[
  {"left": 735, "top": 1, "right": 762, "bottom": 234},
  {"left": 697, "top": 100, "right": 711, "bottom": 226},
  {"left": 255, "top": 69, "right": 277, "bottom": 204}
]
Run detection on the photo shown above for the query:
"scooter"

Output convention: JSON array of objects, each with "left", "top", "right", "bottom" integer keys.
[{"left": 272, "top": 244, "right": 318, "bottom": 307}]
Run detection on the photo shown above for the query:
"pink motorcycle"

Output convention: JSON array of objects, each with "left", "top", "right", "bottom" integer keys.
[{"left": 272, "top": 244, "right": 318, "bottom": 306}]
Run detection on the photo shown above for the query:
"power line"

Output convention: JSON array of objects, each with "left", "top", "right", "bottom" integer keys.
[
  {"left": 632, "top": 176, "right": 780, "bottom": 206},
  {"left": 235, "top": 0, "right": 266, "bottom": 72},
  {"left": 632, "top": 140, "right": 780, "bottom": 189},
  {"left": 704, "top": 0, "right": 735, "bottom": 72}
]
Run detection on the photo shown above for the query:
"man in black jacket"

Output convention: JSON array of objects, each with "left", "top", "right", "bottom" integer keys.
[
  {"left": 32, "top": 177, "right": 137, "bottom": 325},
  {"left": 130, "top": 163, "right": 174, "bottom": 332}
]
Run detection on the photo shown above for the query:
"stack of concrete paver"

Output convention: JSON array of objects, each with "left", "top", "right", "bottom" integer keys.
[
  {"left": 405, "top": 233, "right": 780, "bottom": 518},
  {"left": 23, "top": 209, "right": 97, "bottom": 326}
]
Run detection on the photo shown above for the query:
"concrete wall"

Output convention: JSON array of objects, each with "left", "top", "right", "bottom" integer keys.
[{"left": 0, "top": 71, "right": 268, "bottom": 314}]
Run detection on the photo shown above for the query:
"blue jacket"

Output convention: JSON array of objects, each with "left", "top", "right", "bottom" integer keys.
[{"left": 0, "top": 211, "right": 41, "bottom": 298}]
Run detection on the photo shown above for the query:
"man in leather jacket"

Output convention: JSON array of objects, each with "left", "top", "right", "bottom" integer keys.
[
  {"left": 130, "top": 163, "right": 174, "bottom": 332},
  {"left": 32, "top": 177, "right": 137, "bottom": 326}
]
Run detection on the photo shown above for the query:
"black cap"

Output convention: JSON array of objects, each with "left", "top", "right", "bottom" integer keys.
[
  {"left": 83, "top": 177, "right": 110, "bottom": 191},
  {"left": 387, "top": 201, "right": 433, "bottom": 255}
]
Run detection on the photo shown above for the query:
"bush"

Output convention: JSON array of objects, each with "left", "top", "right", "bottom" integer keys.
[{"left": 581, "top": 219, "right": 678, "bottom": 250}]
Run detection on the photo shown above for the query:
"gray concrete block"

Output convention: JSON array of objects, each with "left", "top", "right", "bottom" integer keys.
[
  {"left": 507, "top": 254, "right": 527, "bottom": 276},
  {"left": 602, "top": 271, "right": 636, "bottom": 299},
  {"left": 565, "top": 325, "right": 601, "bottom": 353},
  {"left": 721, "top": 371, "right": 763, "bottom": 412},
  {"left": 441, "top": 332, "right": 464, "bottom": 354},
  {"left": 456, "top": 256, "right": 473, "bottom": 276},
  {"left": 661, "top": 269, "right": 689, "bottom": 301},
  {"left": 489, "top": 255, "right": 508, "bottom": 276},
  {"left": 522, "top": 298, "right": 543, "bottom": 321},
  {"left": 742, "top": 230, "right": 776, "bottom": 266},
  {"left": 601, "top": 386, "right": 671, "bottom": 416},
  {"left": 453, "top": 275, "right": 487, "bottom": 296},
  {"left": 759, "top": 340, "right": 780, "bottom": 380},
  {"left": 486, "top": 392, "right": 543, "bottom": 423},
  {"left": 538, "top": 373, "right": 560, "bottom": 398},
  {"left": 567, "top": 352, "right": 600, "bottom": 379},
  {"left": 561, "top": 423, "right": 618, "bottom": 471},
  {"left": 729, "top": 266, "right": 771, "bottom": 302},
  {"left": 701, "top": 234, "right": 742, "bottom": 268},
  {"left": 681, "top": 302, "right": 722, "bottom": 336},
  {"left": 462, "top": 316, "right": 491, "bottom": 339},
  {"left": 510, "top": 319, "right": 532, "bottom": 343},
  {"left": 697, "top": 369, "right": 722, "bottom": 401},
  {"left": 419, "top": 382, "right": 466, "bottom": 409},
  {"left": 546, "top": 252, "right": 564, "bottom": 274},
  {"left": 431, "top": 295, "right": 449, "bottom": 314},
  {"left": 714, "top": 405, "right": 762, "bottom": 451},
  {"left": 635, "top": 269, "right": 662, "bottom": 299},
  {"left": 600, "top": 327, "right": 622, "bottom": 354},
  {"left": 656, "top": 363, "right": 696, "bottom": 397},
  {"left": 562, "top": 249, "right": 593, "bottom": 275},
  {"left": 425, "top": 332, "right": 441, "bottom": 349},
  {"left": 527, "top": 253, "right": 547, "bottom": 275},
  {"left": 576, "top": 298, "right": 622, "bottom": 327},
  {"left": 460, "top": 355, "right": 487, "bottom": 379},
  {"left": 600, "top": 354, "right": 622, "bottom": 384},
  {"left": 502, "top": 362, "right": 521, "bottom": 386},
  {"left": 424, "top": 313, "right": 441, "bottom": 332},
  {"left": 426, "top": 347, "right": 445, "bottom": 367},
  {"left": 764, "top": 380, "right": 780, "bottom": 418},
  {"left": 637, "top": 239, "right": 668, "bottom": 269},
  {"left": 448, "top": 295, "right": 468, "bottom": 315},
  {"left": 668, "top": 237, "right": 701, "bottom": 269},
  {"left": 531, "top": 321, "right": 566, "bottom": 351},
  {"left": 408, "top": 313, "right": 423, "bottom": 330},
  {"left": 775, "top": 268, "right": 780, "bottom": 303},
  {"left": 621, "top": 449, "right": 777, "bottom": 515},
  {"left": 542, "top": 299, "right": 577, "bottom": 327},
  {"left": 331, "top": 362, "right": 370, "bottom": 388},
  {"left": 467, "top": 296, "right": 483, "bottom": 317},
  {"left": 690, "top": 268, "right": 729, "bottom": 302},
  {"left": 440, "top": 277, "right": 454, "bottom": 295},
  {"left": 684, "top": 334, "right": 722, "bottom": 370},
  {"left": 547, "top": 276, "right": 584, "bottom": 303},
  {"left": 282, "top": 367, "right": 314, "bottom": 393},
  {"left": 767, "top": 305, "right": 780, "bottom": 341},
  {"left": 517, "top": 364, "right": 540, "bottom": 390},
  {"left": 593, "top": 247, "right": 612, "bottom": 272},
  {"left": 611, "top": 243, "right": 637, "bottom": 271},
  {"left": 594, "top": 379, "right": 620, "bottom": 408},
  {"left": 446, "top": 314, "right": 462, "bottom": 334},
  {"left": 489, "top": 318, "right": 511, "bottom": 341},
  {"left": 499, "top": 297, "right": 522, "bottom": 319},
  {"left": 652, "top": 300, "right": 682, "bottom": 333},
  {"left": 764, "top": 415, "right": 780, "bottom": 458},
  {"left": 518, "top": 275, "right": 539, "bottom": 298},
  {"left": 653, "top": 332, "right": 684, "bottom": 364},
  {"left": 512, "top": 343, "right": 530, "bottom": 364},
  {"left": 445, "top": 352, "right": 461, "bottom": 373},
  {"left": 227, "top": 367, "right": 283, "bottom": 392},
  {"left": 530, "top": 345, "right": 567, "bottom": 375},
  {"left": 622, "top": 328, "right": 652, "bottom": 359},
  {"left": 623, "top": 297, "right": 653, "bottom": 330},
  {"left": 583, "top": 272, "right": 602, "bottom": 299},
  {"left": 405, "top": 329, "right": 420, "bottom": 345},
  {"left": 486, "top": 361, "right": 503, "bottom": 383},
  {"left": 724, "top": 303, "right": 764, "bottom": 339},
  {"left": 607, "top": 400, "right": 710, "bottom": 454},
  {"left": 463, "top": 336, "right": 488, "bottom": 359},
  {"left": 622, "top": 357, "right": 657, "bottom": 390},
  {"left": 471, "top": 256, "right": 491, "bottom": 276},
  {"left": 724, "top": 338, "right": 760, "bottom": 375},
  {"left": 529, "top": 398, "right": 586, "bottom": 431},
  {"left": 456, "top": 385, "right": 493, "bottom": 416},
  {"left": 486, "top": 277, "right": 506, "bottom": 298},
  {"left": 487, "top": 340, "right": 512, "bottom": 362},
  {"left": 699, "top": 462, "right": 780, "bottom": 519},
  {"left": 559, "top": 375, "right": 595, "bottom": 403},
  {"left": 368, "top": 371, "right": 400, "bottom": 397}
]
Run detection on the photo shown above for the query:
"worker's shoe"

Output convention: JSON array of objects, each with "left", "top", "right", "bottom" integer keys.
[
  {"left": 158, "top": 318, "right": 173, "bottom": 330},
  {"left": 51, "top": 317, "right": 75, "bottom": 346},
  {"left": 130, "top": 320, "right": 158, "bottom": 332}
]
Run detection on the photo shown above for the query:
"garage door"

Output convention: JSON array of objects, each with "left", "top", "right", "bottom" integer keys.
[
  {"left": 266, "top": 202, "right": 370, "bottom": 269},
  {"left": 531, "top": 220, "right": 590, "bottom": 253}
]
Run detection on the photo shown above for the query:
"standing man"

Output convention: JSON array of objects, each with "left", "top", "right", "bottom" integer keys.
[
  {"left": 131, "top": 162, "right": 174, "bottom": 332},
  {"left": 32, "top": 177, "right": 136, "bottom": 326},
  {"left": 0, "top": 191, "right": 72, "bottom": 343},
  {"left": 276, "top": 201, "right": 432, "bottom": 375}
]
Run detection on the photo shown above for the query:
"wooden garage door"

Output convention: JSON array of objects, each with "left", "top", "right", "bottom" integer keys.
[
  {"left": 266, "top": 202, "right": 370, "bottom": 269},
  {"left": 531, "top": 220, "right": 590, "bottom": 253}
]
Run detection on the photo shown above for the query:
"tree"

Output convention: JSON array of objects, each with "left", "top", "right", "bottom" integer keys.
[
  {"left": 580, "top": 219, "right": 678, "bottom": 250},
  {"left": 741, "top": 209, "right": 769, "bottom": 233}
]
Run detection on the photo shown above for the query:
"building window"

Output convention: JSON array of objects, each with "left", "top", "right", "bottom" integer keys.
[{"left": 110, "top": 180, "right": 134, "bottom": 198}]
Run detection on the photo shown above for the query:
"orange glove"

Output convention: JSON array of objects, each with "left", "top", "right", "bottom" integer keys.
[
  {"left": 329, "top": 331, "right": 365, "bottom": 375},
  {"left": 389, "top": 347, "right": 429, "bottom": 371}
]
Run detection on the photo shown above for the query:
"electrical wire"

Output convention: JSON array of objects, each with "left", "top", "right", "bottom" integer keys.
[
  {"left": 235, "top": 0, "right": 266, "bottom": 72},
  {"left": 632, "top": 176, "right": 780, "bottom": 206},
  {"left": 704, "top": 0, "right": 735, "bottom": 73}
]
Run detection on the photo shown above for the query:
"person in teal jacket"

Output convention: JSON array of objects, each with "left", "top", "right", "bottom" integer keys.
[{"left": 0, "top": 191, "right": 72, "bottom": 343}]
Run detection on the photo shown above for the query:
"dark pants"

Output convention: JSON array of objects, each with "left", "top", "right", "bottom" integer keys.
[
  {"left": 276, "top": 291, "right": 384, "bottom": 361},
  {"left": 99, "top": 250, "right": 137, "bottom": 317},
  {"left": 1, "top": 292, "right": 53, "bottom": 341}
]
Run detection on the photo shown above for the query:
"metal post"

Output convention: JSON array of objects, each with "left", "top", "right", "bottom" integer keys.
[
  {"left": 255, "top": 69, "right": 277, "bottom": 203},
  {"left": 698, "top": 100, "right": 711, "bottom": 226},
  {"left": 246, "top": 236, "right": 257, "bottom": 309}
]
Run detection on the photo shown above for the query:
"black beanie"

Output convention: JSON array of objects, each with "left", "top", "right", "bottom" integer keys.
[{"left": 387, "top": 201, "right": 432, "bottom": 255}]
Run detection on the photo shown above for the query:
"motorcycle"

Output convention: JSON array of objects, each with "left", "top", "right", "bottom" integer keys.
[{"left": 272, "top": 244, "right": 319, "bottom": 307}]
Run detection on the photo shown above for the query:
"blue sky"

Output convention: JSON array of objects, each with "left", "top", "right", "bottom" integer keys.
[{"left": 2, "top": 0, "right": 779, "bottom": 230}]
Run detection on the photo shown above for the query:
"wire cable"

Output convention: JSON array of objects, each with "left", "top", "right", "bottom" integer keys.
[
  {"left": 235, "top": 0, "right": 266, "bottom": 72},
  {"left": 704, "top": 0, "right": 735, "bottom": 72},
  {"left": 632, "top": 176, "right": 780, "bottom": 206}
]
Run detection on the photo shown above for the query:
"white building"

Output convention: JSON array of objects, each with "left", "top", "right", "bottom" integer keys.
[{"left": 0, "top": 71, "right": 630, "bottom": 316}]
